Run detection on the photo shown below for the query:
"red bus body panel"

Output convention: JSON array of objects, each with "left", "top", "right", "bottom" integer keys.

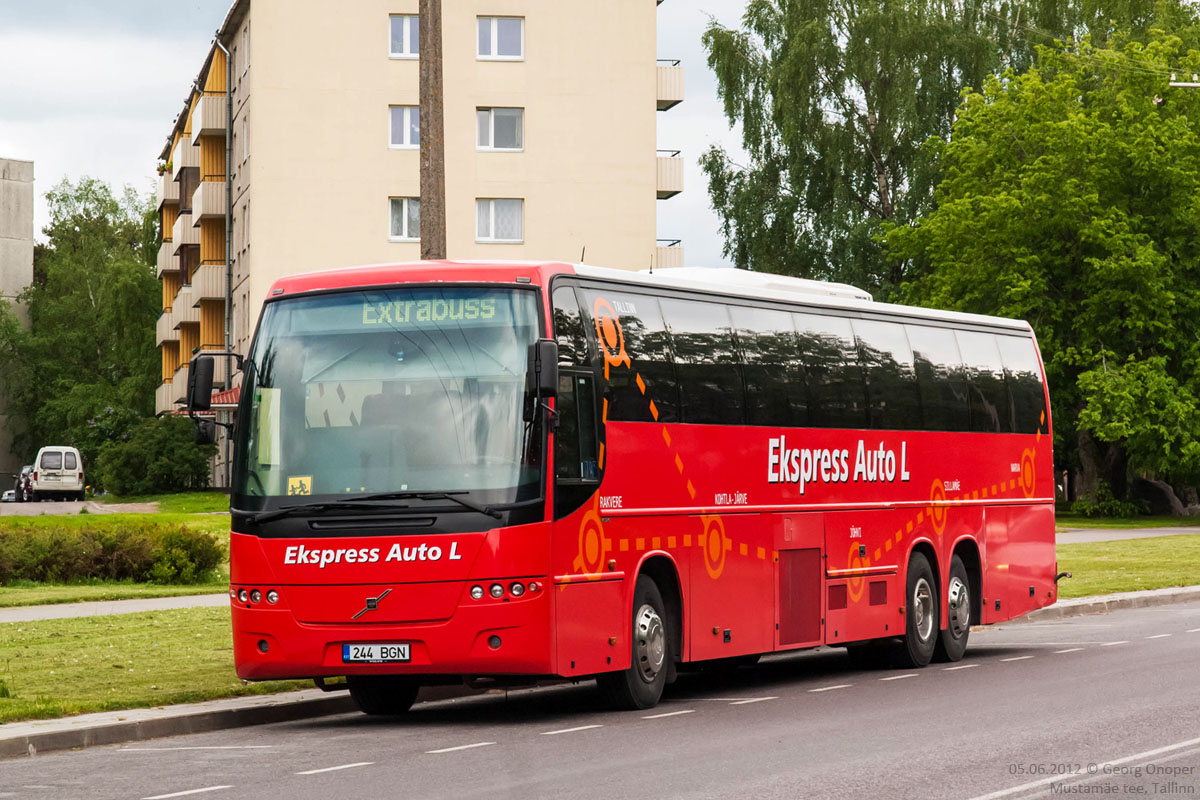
[{"left": 229, "top": 261, "right": 1056, "bottom": 682}]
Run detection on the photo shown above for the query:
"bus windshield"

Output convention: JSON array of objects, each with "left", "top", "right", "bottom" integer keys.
[{"left": 232, "top": 286, "right": 543, "bottom": 507}]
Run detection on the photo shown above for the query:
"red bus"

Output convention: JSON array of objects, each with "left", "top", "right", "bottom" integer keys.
[{"left": 188, "top": 260, "right": 1057, "bottom": 714}]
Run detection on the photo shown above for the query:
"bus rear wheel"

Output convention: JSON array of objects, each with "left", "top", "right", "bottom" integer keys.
[
  {"left": 597, "top": 575, "right": 670, "bottom": 710},
  {"left": 934, "top": 555, "right": 971, "bottom": 662},
  {"left": 893, "top": 552, "right": 939, "bottom": 668},
  {"left": 347, "top": 675, "right": 420, "bottom": 716}
]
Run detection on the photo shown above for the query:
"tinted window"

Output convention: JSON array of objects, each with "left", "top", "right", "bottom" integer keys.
[
  {"left": 551, "top": 284, "right": 588, "bottom": 366},
  {"left": 40, "top": 452, "right": 62, "bottom": 470},
  {"left": 956, "top": 331, "right": 1012, "bottom": 433},
  {"left": 580, "top": 288, "right": 678, "bottom": 423},
  {"left": 64, "top": 452, "right": 78, "bottom": 470},
  {"left": 905, "top": 324, "right": 970, "bottom": 432},
  {"left": 729, "top": 305, "right": 807, "bottom": 427},
  {"left": 795, "top": 313, "right": 867, "bottom": 429},
  {"left": 661, "top": 299, "right": 744, "bottom": 424},
  {"left": 996, "top": 335, "right": 1046, "bottom": 433},
  {"left": 853, "top": 319, "right": 922, "bottom": 430}
]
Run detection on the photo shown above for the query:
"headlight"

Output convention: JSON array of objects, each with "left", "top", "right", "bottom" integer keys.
[
  {"left": 509, "top": 582, "right": 525, "bottom": 597},
  {"left": 490, "top": 583, "right": 504, "bottom": 598},
  {"left": 470, "top": 585, "right": 484, "bottom": 600},
  {"left": 237, "top": 588, "right": 248, "bottom": 603},
  {"left": 266, "top": 590, "right": 279, "bottom": 604},
  {"left": 250, "top": 589, "right": 262, "bottom": 604}
]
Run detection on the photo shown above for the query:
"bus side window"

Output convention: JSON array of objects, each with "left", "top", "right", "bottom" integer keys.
[
  {"left": 996, "top": 335, "right": 1046, "bottom": 433},
  {"left": 853, "top": 318, "right": 922, "bottom": 430},
  {"left": 905, "top": 324, "right": 970, "bottom": 432},
  {"left": 554, "top": 370, "right": 601, "bottom": 519},
  {"left": 579, "top": 288, "right": 678, "bottom": 423},
  {"left": 795, "top": 313, "right": 867, "bottom": 429},
  {"left": 660, "top": 299, "right": 745, "bottom": 425},
  {"left": 551, "top": 284, "right": 589, "bottom": 366},
  {"left": 956, "top": 330, "right": 1013, "bottom": 433},
  {"left": 729, "top": 305, "right": 808, "bottom": 427}
]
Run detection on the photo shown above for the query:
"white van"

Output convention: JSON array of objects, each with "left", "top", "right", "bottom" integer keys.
[{"left": 32, "top": 446, "right": 85, "bottom": 501}]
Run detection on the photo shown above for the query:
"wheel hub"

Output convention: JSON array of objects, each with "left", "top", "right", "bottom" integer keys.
[
  {"left": 913, "top": 577, "right": 935, "bottom": 641},
  {"left": 947, "top": 575, "right": 970, "bottom": 637},
  {"left": 634, "top": 603, "right": 666, "bottom": 683}
]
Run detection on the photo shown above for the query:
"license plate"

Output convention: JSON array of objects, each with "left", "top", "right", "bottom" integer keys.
[
  {"left": 43, "top": 475, "right": 59, "bottom": 481},
  {"left": 342, "top": 643, "right": 410, "bottom": 663}
]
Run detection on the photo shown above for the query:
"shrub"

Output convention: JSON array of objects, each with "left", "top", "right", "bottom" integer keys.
[
  {"left": 1070, "top": 482, "right": 1148, "bottom": 518},
  {"left": 0, "top": 520, "right": 223, "bottom": 585},
  {"left": 94, "top": 416, "right": 216, "bottom": 495}
]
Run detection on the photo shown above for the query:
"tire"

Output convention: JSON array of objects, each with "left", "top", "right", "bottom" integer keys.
[
  {"left": 934, "top": 555, "right": 971, "bottom": 663},
  {"left": 346, "top": 676, "right": 420, "bottom": 716},
  {"left": 597, "top": 575, "right": 671, "bottom": 710},
  {"left": 892, "top": 552, "right": 939, "bottom": 668}
]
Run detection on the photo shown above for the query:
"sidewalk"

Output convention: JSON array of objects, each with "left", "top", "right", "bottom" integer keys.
[
  {"left": 1057, "top": 525, "right": 1200, "bottom": 544},
  {"left": 0, "top": 593, "right": 228, "bottom": 624}
]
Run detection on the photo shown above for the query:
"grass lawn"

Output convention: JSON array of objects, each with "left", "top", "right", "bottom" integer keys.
[
  {"left": 1055, "top": 514, "right": 1200, "bottom": 530},
  {"left": 96, "top": 492, "right": 230, "bottom": 514},
  {"left": 1056, "top": 533, "right": 1200, "bottom": 598},
  {"left": 0, "top": 607, "right": 305, "bottom": 723}
]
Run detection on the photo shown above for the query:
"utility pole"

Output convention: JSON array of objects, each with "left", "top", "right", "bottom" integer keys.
[{"left": 419, "top": 0, "right": 447, "bottom": 260}]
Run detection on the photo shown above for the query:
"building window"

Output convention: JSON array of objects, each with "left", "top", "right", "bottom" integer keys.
[
  {"left": 242, "top": 115, "right": 249, "bottom": 161},
  {"left": 243, "top": 24, "right": 250, "bottom": 71},
  {"left": 477, "top": 107, "right": 523, "bottom": 150},
  {"left": 390, "top": 197, "right": 420, "bottom": 241},
  {"left": 477, "top": 17, "right": 523, "bottom": 60},
  {"left": 476, "top": 198, "right": 523, "bottom": 242},
  {"left": 390, "top": 15, "right": 419, "bottom": 58},
  {"left": 390, "top": 106, "right": 420, "bottom": 148}
]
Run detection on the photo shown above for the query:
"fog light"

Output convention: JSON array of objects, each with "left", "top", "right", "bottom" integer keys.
[
  {"left": 509, "top": 582, "right": 525, "bottom": 597},
  {"left": 229, "top": 589, "right": 237, "bottom": 599},
  {"left": 250, "top": 589, "right": 262, "bottom": 604},
  {"left": 257, "top": 639, "right": 269, "bottom": 653},
  {"left": 488, "top": 635, "right": 502, "bottom": 649},
  {"left": 238, "top": 588, "right": 248, "bottom": 603},
  {"left": 528, "top": 581, "right": 542, "bottom": 593},
  {"left": 489, "top": 583, "right": 504, "bottom": 598},
  {"left": 470, "top": 585, "right": 484, "bottom": 600},
  {"left": 266, "top": 590, "right": 278, "bottom": 604}
]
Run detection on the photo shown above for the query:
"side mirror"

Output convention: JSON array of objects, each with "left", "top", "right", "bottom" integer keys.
[
  {"left": 194, "top": 418, "right": 216, "bottom": 445},
  {"left": 187, "top": 356, "right": 214, "bottom": 412},
  {"left": 527, "top": 339, "right": 558, "bottom": 399}
]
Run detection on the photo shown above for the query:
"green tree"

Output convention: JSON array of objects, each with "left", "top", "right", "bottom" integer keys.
[
  {"left": 94, "top": 416, "right": 215, "bottom": 496},
  {"left": 701, "top": 0, "right": 1182, "bottom": 296},
  {"left": 0, "top": 177, "right": 160, "bottom": 478},
  {"left": 888, "top": 32, "right": 1200, "bottom": 510}
]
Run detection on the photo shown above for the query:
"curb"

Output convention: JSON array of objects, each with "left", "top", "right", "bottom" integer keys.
[
  {"left": 1016, "top": 585, "right": 1200, "bottom": 623},
  {"left": 0, "top": 685, "right": 470, "bottom": 760}
]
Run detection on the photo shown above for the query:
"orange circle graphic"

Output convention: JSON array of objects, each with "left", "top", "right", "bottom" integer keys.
[
  {"left": 1020, "top": 449, "right": 1036, "bottom": 497},
  {"left": 929, "top": 478, "right": 947, "bottom": 536},
  {"left": 700, "top": 515, "right": 727, "bottom": 580},
  {"left": 575, "top": 502, "right": 608, "bottom": 575},
  {"left": 592, "top": 297, "right": 631, "bottom": 379},
  {"left": 846, "top": 541, "right": 868, "bottom": 603}
]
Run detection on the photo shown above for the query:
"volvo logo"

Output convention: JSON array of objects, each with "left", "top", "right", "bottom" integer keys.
[{"left": 351, "top": 588, "right": 392, "bottom": 620}]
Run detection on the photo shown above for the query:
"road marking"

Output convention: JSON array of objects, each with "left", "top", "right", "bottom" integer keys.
[
  {"left": 965, "top": 736, "right": 1200, "bottom": 800},
  {"left": 1100, "top": 640, "right": 1129, "bottom": 646},
  {"left": 729, "top": 696, "right": 779, "bottom": 705},
  {"left": 295, "top": 762, "right": 373, "bottom": 775},
  {"left": 808, "top": 684, "right": 853, "bottom": 692},
  {"left": 943, "top": 664, "right": 978, "bottom": 671},
  {"left": 123, "top": 746, "right": 273, "bottom": 752},
  {"left": 642, "top": 709, "right": 695, "bottom": 719},
  {"left": 427, "top": 742, "right": 495, "bottom": 754},
  {"left": 1000, "top": 655, "right": 1034, "bottom": 662},
  {"left": 541, "top": 724, "right": 603, "bottom": 735},
  {"left": 1187, "top": 628, "right": 1200, "bottom": 633},
  {"left": 1053, "top": 648, "right": 1084, "bottom": 653},
  {"left": 143, "top": 788, "right": 232, "bottom": 800},
  {"left": 880, "top": 674, "right": 917, "bottom": 681},
  {"left": 1145, "top": 633, "right": 1172, "bottom": 639}
]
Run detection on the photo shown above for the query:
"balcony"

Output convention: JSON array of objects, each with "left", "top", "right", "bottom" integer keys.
[
  {"left": 192, "top": 180, "right": 226, "bottom": 222},
  {"left": 171, "top": 135, "right": 200, "bottom": 181},
  {"left": 171, "top": 364, "right": 190, "bottom": 405},
  {"left": 156, "top": 382, "right": 177, "bottom": 415},
  {"left": 192, "top": 262, "right": 227, "bottom": 304},
  {"left": 172, "top": 210, "right": 200, "bottom": 254},
  {"left": 657, "top": 60, "right": 684, "bottom": 110},
  {"left": 656, "top": 150, "right": 683, "bottom": 199},
  {"left": 157, "top": 241, "right": 178, "bottom": 277},
  {"left": 655, "top": 239, "right": 684, "bottom": 269},
  {"left": 156, "top": 309, "right": 178, "bottom": 346},
  {"left": 191, "top": 94, "right": 227, "bottom": 140},
  {"left": 173, "top": 285, "right": 200, "bottom": 327},
  {"left": 156, "top": 171, "right": 179, "bottom": 209}
]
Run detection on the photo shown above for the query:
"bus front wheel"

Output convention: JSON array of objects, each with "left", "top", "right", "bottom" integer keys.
[
  {"left": 598, "top": 575, "right": 670, "bottom": 710},
  {"left": 894, "top": 552, "right": 939, "bottom": 668},
  {"left": 347, "top": 675, "right": 420, "bottom": 716}
]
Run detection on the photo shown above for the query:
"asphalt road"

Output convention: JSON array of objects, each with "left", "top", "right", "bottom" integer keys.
[{"left": 3, "top": 602, "right": 1199, "bottom": 800}]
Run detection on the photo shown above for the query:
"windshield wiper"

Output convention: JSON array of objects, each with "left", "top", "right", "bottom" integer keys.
[
  {"left": 348, "top": 491, "right": 503, "bottom": 520},
  {"left": 248, "top": 500, "right": 411, "bottom": 524}
]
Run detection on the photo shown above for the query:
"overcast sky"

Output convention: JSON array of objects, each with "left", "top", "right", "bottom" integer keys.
[{"left": 0, "top": 0, "right": 749, "bottom": 267}]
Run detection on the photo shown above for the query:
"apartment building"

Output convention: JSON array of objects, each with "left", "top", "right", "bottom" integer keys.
[
  {"left": 0, "top": 157, "right": 34, "bottom": 485},
  {"left": 154, "top": 0, "right": 686, "bottom": 467}
]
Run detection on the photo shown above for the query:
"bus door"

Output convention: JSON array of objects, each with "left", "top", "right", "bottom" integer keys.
[{"left": 823, "top": 510, "right": 901, "bottom": 646}]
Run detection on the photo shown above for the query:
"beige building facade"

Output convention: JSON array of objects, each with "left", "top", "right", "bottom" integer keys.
[
  {"left": 155, "top": 1, "right": 685, "bottom": 482},
  {"left": 0, "top": 157, "right": 34, "bottom": 485}
]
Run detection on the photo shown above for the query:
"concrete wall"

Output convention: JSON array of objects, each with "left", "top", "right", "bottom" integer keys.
[{"left": 0, "top": 158, "right": 34, "bottom": 485}]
